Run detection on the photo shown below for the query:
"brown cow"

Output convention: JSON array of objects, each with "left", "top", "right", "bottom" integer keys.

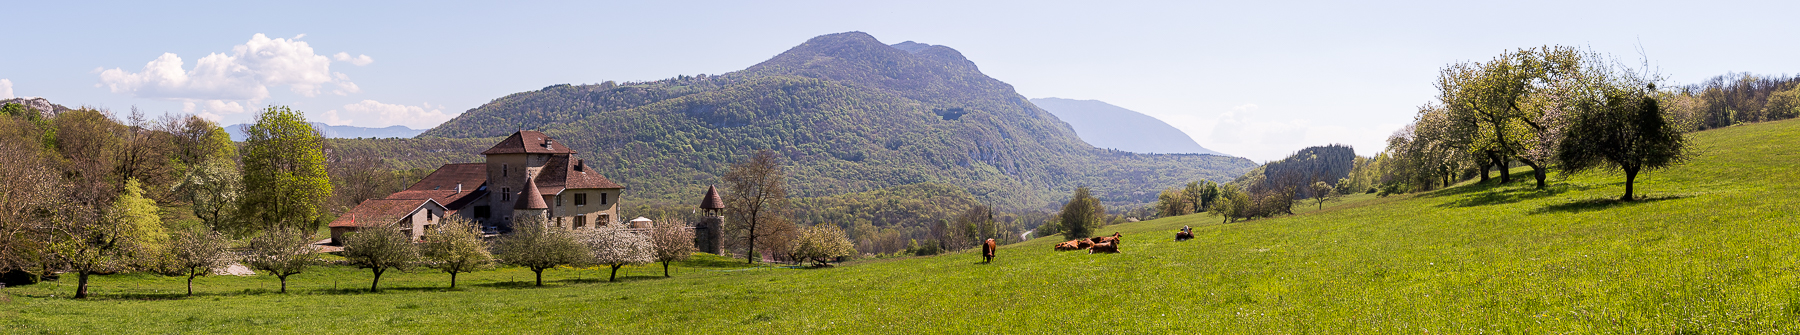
[
  {"left": 1089, "top": 241, "right": 1119, "bottom": 254},
  {"left": 1175, "top": 226, "right": 1194, "bottom": 241},
  {"left": 1077, "top": 239, "right": 1095, "bottom": 249},
  {"left": 982, "top": 238, "right": 996, "bottom": 263},
  {"left": 1093, "top": 232, "right": 1123, "bottom": 246},
  {"left": 1053, "top": 240, "right": 1082, "bottom": 251}
]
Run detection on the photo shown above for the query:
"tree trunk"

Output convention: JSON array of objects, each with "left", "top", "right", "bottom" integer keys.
[
  {"left": 609, "top": 264, "right": 621, "bottom": 282},
  {"left": 278, "top": 275, "right": 289, "bottom": 293},
  {"left": 1622, "top": 167, "right": 1639, "bottom": 201},
  {"left": 745, "top": 235, "right": 756, "bottom": 264},
  {"left": 1529, "top": 162, "right": 1547, "bottom": 189},
  {"left": 450, "top": 272, "right": 458, "bottom": 289},
  {"left": 534, "top": 268, "right": 544, "bottom": 286},
  {"left": 187, "top": 273, "right": 197, "bottom": 296},
  {"left": 369, "top": 268, "right": 383, "bottom": 292},
  {"left": 1479, "top": 161, "right": 1491, "bottom": 183},
  {"left": 663, "top": 262, "right": 671, "bottom": 277},
  {"left": 75, "top": 271, "right": 90, "bottom": 299}
]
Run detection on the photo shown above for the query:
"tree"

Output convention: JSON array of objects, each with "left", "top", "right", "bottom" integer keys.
[
  {"left": 790, "top": 224, "right": 856, "bottom": 267},
  {"left": 581, "top": 226, "right": 655, "bottom": 282},
  {"left": 1058, "top": 187, "right": 1105, "bottom": 240},
  {"left": 340, "top": 222, "right": 419, "bottom": 292},
  {"left": 649, "top": 221, "right": 695, "bottom": 277},
  {"left": 181, "top": 155, "right": 242, "bottom": 232},
  {"left": 1181, "top": 182, "right": 1204, "bottom": 214},
  {"left": 1436, "top": 47, "right": 1585, "bottom": 189},
  {"left": 420, "top": 217, "right": 492, "bottom": 289},
  {"left": 0, "top": 124, "right": 57, "bottom": 275},
  {"left": 167, "top": 227, "right": 232, "bottom": 296},
  {"left": 1210, "top": 184, "right": 1251, "bottom": 223},
  {"left": 51, "top": 179, "right": 169, "bottom": 299},
  {"left": 1310, "top": 181, "right": 1336, "bottom": 210},
  {"left": 239, "top": 106, "right": 332, "bottom": 233},
  {"left": 723, "top": 150, "right": 798, "bottom": 264},
  {"left": 493, "top": 217, "right": 587, "bottom": 286},
  {"left": 244, "top": 227, "right": 321, "bottom": 293},
  {"left": 1558, "top": 83, "right": 1688, "bottom": 200}
]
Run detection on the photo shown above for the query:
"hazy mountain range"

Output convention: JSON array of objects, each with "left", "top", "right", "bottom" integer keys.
[
  {"left": 1030, "top": 97, "right": 1224, "bottom": 156},
  {"left": 222, "top": 122, "right": 425, "bottom": 141}
]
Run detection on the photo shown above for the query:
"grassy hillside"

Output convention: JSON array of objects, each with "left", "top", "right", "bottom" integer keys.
[{"left": 5, "top": 119, "right": 1797, "bottom": 332}]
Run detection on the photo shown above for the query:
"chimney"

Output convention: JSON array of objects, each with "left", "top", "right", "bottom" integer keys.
[
  {"left": 576, "top": 159, "right": 584, "bottom": 172},
  {"left": 542, "top": 138, "right": 553, "bottom": 149},
  {"left": 456, "top": 183, "right": 463, "bottom": 193}
]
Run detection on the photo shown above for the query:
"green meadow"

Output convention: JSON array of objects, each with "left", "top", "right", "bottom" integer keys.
[{"left": 5, "top": 119, "right": 1800, "bottom": 333}]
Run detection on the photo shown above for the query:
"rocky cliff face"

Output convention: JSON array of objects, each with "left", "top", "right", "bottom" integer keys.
[{"left": 0, "top": 97, "right": 72, "bottom": 119}]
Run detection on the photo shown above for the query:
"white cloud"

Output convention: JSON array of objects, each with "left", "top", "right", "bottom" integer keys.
[
  {"left": 321, "top": 110, "right": 354, "bottom": 126},
  {"left": 339, "top": 100, "right": 451, "bottom": 129},
  {"left": 0, "top": 79, "right": 12, "bottom": 99},
  {"left": 181, "top": 100, "right": 247, "bottom": 115},
  {"left": 333, "top": 52, "right": 374, "bottom": 66},
  {"left": 96, "top": 33, "right": 363, "bottom": 112}
]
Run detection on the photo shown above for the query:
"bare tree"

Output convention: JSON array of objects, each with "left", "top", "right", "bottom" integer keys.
[
  {"left": 244, "top": 227, "right": 321, "bottom": 293},
  {"left": 340, "top": 222, "right": 419, "bottom": 292},
  {"left": 167, "top": 227, "right": 232, "bottom": 296},
  {"left": 0, "top": 125, "right": 58, "bottom": 274},
  {"left": 420, "top": 217, "right": 492, "bottom": 289},
  {"left": 723, "top": 150, "right": 797, "bottom": 264},
  {"left": 581, "top": 226, "right": 655, "bottom": 282},
  {"left": 493, "top": 217, "right": 587, "bottom": 286},
  {"left": 650, "top": 221, "right": 695, "bottom": 277}
]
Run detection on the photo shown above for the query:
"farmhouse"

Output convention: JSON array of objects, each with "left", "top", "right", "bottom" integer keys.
[{"left": 329, "top": 130, "right": 624, "bottom": 243}]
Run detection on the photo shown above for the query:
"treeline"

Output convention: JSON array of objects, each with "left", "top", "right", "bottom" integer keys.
[{"left": 1662, "top": 72, "right": 1800, "bottom": 131}]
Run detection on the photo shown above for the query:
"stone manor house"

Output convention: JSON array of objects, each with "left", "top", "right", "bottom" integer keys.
[{"left": 329, "top": 130, "right": 625, "bottom": 243}]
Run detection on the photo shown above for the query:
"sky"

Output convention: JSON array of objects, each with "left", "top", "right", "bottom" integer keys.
[{"left": 3, "top": 1, "right": 1797, "bottom": 162}]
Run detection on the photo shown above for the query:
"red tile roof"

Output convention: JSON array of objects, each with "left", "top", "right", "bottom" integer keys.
[
  {"left": 535, "top": 154, "right": 624, "bottom": 193},
  {"left": 700, "top": 185, "right": 725, "bottom": 210},
  {"left": 515, "top": 179, "right": 549, "bottom": 210},
  {"left": 328, "top": 199, "right": 442, "bottom": 228},
  {"left": 481, "top": 130, "right": 576, "bottom": 155}
]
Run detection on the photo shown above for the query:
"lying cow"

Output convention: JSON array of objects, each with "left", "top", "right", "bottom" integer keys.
[
  {"left": 982, "top": 238, "right": 997, "bottom": 263},
  {"left": 1053, "top": 240, "right": 1083, "bottom": 251},
  {"left": 1089, "top": 241, "right": 1119, "bottom": 254},
  {"left": 1093, "top": 232, "right": 1122, "bottom": 246},
  {"left": 1175, "top": 226, "right": 1194, "bottom": 241}
]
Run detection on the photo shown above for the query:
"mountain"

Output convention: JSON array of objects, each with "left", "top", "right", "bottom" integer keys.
[
  {"left": 396, "top": 32, "right": 1256, "bottom": 209},
  {"left": 0, "top": 97, "right": 73, "bottom": 119},
  {"left": 224, "top": 122, "right": 425, "bottom": 141},
  {"left": 1029, "top": 98, "right": 1224, "bottom": 155}
]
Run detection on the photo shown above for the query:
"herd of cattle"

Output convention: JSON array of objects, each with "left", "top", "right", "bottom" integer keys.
[{"left": 984, "top": 226, "right": 1199, "bottom": 261}]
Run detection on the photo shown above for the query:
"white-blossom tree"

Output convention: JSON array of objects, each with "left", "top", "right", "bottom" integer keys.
[
  {"left": 790, "top": 224, "right": 856, "bottom": 267},
  {"left": 581, "top": 226, "right": 654, "bottom": 282},
  {"left": 420, "top": 217, "right": 492, "bottom": 289},
  {"left": 650, "top": 222, "right": 695, "bottom": 277}
]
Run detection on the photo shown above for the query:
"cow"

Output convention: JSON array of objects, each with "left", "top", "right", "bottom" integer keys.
[
  {"left": 1093, "top": 232, "right": 1123, "bottom": 246},
  {"left": 1175, "top": 226, "right": 1194, "bottom": 241},
  {"left": 1053, "top": 240, "right": 1083, "bottom": 251},
  {"left": 1089, "top": 241, "right": 1119, "bottom": 254},
  {"left": 982, "top": 238, "right": 997, "bottom": 263},
  {"left": 1077, "top": 239, "right": 1095, "bottom": 249}
]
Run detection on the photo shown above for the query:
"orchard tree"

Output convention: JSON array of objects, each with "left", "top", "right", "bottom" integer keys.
[
  {"left": 1437, "top": 46, "right": 1585, "bottom": 189},
  {"left": 494, "top": 217, "right": 587, "bottom": 286},
  {"left": 791, "top": 224, "right": 856, "bottom": 267},
  {"left": 1310, "top": 181, "right": 1336, "bottom": 210},
  {"left": 582, "top": 226, "right": 655, "bottom": 282},
  {"left": 167, "top": 227, "right": 232, "bottom": 296},
  {"left": 649, "top": 221, "right": 695, "bottom": 277},
  {"left": 239, "top": 106, "right": 332, "bottom": 233},
  {"left": 420, "top": 217, "right": 493, "bottom": 289},
  {"left": 244, "top": 227, "right": 321, "bottom": 293},
  {"left": 1558, "top": 81, "right": 1688, "bottom": 200},
  {"left": 340, "top": 222, "right": 419, "bottom": 292},
  {"left": 723, "top": 150, "right": 798, "bottom": 264},
  {"left": 52, "top": 179, "right": 169, "bottom": 299}
]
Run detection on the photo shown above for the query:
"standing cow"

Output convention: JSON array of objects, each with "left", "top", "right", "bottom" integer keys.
[{"left": 982, "top": 239, "right": 996, "bottom": 263}]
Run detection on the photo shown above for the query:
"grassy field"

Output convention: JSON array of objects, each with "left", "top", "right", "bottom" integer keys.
[{"left": 5, "top": 119, "right": 1800, "bottom": 333}]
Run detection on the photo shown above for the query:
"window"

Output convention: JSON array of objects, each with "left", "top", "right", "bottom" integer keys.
[
  {"left": 574, "top": 193, "right": 587, "bottom": 206},
  {"left": 502, "top": 188, "right": 510, "bottom": 201},
  {"left": 601, "top": 192, "right": 609, "bottom": 205},
  {"left": 502, "top": 164, "right": 508, "bottom": 177},
  {"left": 575, "top": 214, "right": 586, "bottom": 228},
  {"left": 556, "top": 195, "right": 563, "bottom": 207},
  {"left": 473, "top": 206, "right": 491, "bottom": 219}
]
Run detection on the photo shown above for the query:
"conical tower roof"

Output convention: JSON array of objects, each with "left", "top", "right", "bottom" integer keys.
[
  {"left": 699, "top": 185, "right": 725, "bottom": 210},
  {"left": 515, "top": 178, "right": 549, "bottom": 210}
]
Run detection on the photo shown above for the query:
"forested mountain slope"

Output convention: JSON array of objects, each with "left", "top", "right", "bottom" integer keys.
[
  {"left": 1030, "top": 98, "right": 1223, "bottom": 155},
  {"left": 409, "top": 32, "right": 1255, "bottom": 208}
]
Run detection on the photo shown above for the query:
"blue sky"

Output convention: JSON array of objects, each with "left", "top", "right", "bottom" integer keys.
[{"left": 2, "top": 1, "right": 1795, "bottom": 162}]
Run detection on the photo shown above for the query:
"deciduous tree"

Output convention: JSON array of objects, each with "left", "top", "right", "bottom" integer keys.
[
  {"left": 1559, "top": 80, "right": 1689, "bottom": 200},
  {"left": 582, "top": 226, "right": 654, "bottom": 282},
  {"left": 167, "top": 227, "right": 232, "bottom": 296},
  {"left": 244, "top": 227, "right": 321, "bottom": 293},
  {"left": 494, "top": 217, "right": 586, "bottom": 286},
  {"left": 790, "top": 224, "right": 856, "bottom": 267},
  {"left": 723, "top": 150, "right": 797, "bottom": 264},
  {"left": 239, "top": 106, "right": 332, "bottom": 233},
  {"left": 649, "top": 221, "right": 695, "bottom": 277},
  {"left": 1059, "top": 187, "right": 1104, "bottom": 240},
  {"left": 340, "top": 222, "right": 419, "bottom": 292},
  {"left": 420, "top": 217, "right": 492, "bottom": 289}
]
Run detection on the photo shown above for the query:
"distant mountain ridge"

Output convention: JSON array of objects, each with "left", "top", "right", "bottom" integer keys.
[
  {"left": 224, "top": 122, "right": 425, "bottom": 141},
  {"left": 380, "top": 31, "right": 1255, "bottom": 209},
  {"left": 1030, "top": 98, "right": 1224, "bottom": 155}
]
